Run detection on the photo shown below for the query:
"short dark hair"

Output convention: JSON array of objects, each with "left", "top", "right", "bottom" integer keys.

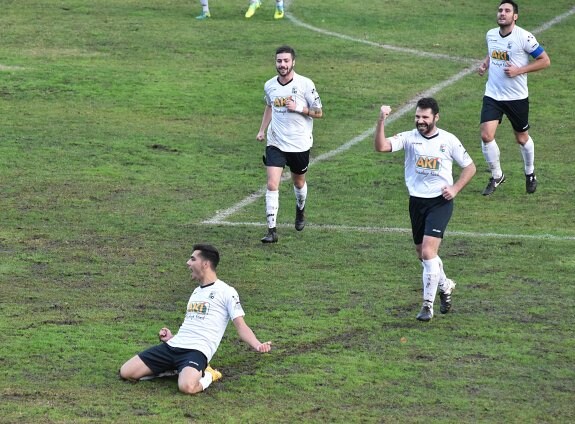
[
  {"left": 416, "top": 97, "right": 440, "bottom": 115},
  {"left": 192, "top": 244, "right": 220, "bottom": 269},
  {"left": 500, "top": 0, "right": 518, "bottom": 14},
  {"left": 276, "top": 45, "right": 296, "bottom": 59}
]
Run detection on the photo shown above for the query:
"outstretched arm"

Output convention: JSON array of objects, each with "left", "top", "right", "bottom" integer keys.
[
  {"left": 374, "top": 105, "right": 393, "bottom": 152},
  {"left": 233, "top": 316, "right": 272, "bottom": 353}
]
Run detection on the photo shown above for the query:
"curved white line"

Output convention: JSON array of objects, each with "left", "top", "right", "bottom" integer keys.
[{"left": 204, "top": 3, "right": 575, "bottom": 242}]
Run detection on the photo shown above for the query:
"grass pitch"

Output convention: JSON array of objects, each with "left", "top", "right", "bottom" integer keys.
[{"left": 1, "top": 0, "right": 574, "bottom": 422}]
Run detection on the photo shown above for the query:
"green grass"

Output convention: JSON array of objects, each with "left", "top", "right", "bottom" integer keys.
[{"left": 1, "top": 0, "right": 574, "bottom": 422}]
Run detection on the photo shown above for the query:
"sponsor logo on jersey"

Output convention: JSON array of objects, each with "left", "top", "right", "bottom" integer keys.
[
  {"left": 273, "top": 96, "right": 292, "bottom": 107},
  {"left": 415, "top": 155, "right": 441, "bottom": 171},
  {"left": 187, "top": 301, "right": 210, "bottom": 319},
  {"left": 491, "top": 49, "right": 510, "bottom": 61}
]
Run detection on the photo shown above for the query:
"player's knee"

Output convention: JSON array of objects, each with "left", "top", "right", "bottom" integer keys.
[
  {"left": 119, "top": 364, "right": 136, "bottom": 381},
  {"left": 178, "top": 380, "right": 202, "bottom": 395},
  {"left": 515, "top": 133, "right": 529, "bottom": 145},
  {"left": 480, "top": 133, "right": 494, "bottom": 144}
]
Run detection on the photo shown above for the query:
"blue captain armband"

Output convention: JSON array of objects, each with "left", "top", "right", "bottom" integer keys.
[{"left": 530, "top": 46, "right": 545, "bottom": 58}]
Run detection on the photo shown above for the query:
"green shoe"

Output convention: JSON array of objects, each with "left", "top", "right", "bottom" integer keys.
[
  {"left": 196, "top": 11, "right": 211, "bottom": 20},
  {"left": 245, "top": 1, "right": 261, "bottom": 18},
  {"left": 274, "top": 7, "right": 284, "bottom": 19}
]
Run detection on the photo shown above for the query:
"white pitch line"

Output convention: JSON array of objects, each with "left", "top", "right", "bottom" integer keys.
[
  {"left": 286, "top": 13, "right": 476, "bottom": 64},
  {"left": 200, "top": 220, "right": 575, "bottom": 242},
  {"left": 204, "top": 63, "right": 479, "bottom": 225},
  {"left": 531, "top": 6, "right": 575, "bottom": 34},
  {"left": 203, "top": 4, "right": 575, "bottom": 242},
  {"left": 0, "top": 64, "right": 24, "bottom": 71}
]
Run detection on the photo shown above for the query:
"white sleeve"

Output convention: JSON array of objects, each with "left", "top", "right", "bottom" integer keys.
[
  {"left": 304, "top": 80, "right": 322, "bottom": 109},
  {"left": 390, "top": 132, "right": 407, "bottom": 153},
  {"left": 450, "top": 137, "right": 474, "bottom": 168},
  {"left": 225, "top": 286, "right": 245, "bottom": 321}
]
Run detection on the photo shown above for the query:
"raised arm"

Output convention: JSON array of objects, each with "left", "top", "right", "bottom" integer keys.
[{"left": 374, "top": 105, "right": 393, "bottom": 152}]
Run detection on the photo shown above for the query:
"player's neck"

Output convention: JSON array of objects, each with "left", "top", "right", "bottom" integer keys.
[
  {"left": 499, "top": 22, "right": 515, "bottom": 37},
  {"left": 199, "top": 272, "right": 218, "bottom": 287},
  {"left": 278, "top": 71, "right": 294, "bottom": 85}
]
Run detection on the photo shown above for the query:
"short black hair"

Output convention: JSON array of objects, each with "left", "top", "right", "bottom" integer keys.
[
  {"left": 192, "top": 244, "right": 220, "bottom": 269},
  {"left": 276, "top": 45, "right": 296, "bottom": 59},
  {"left": 500, "top": 0, "right": 518, "bottom": 14},
  {"left": 416, "top": 97, "right": 440, "bottom": 115}
]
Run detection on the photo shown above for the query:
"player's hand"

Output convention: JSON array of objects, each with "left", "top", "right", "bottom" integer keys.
[
  {"left": 504, "top": 62, "right": 520, "bottom": 77},
  {"left": 441, "top": 186, "right": 458, "bottom": 200},
  {"left": 256, "top": 131, "right": 265, "bottom": 141},
  {"left": 159, "top": 327, "right": 173, "bottom": 342},
  {"left": 380, "top": 105, "right": 391, "bottom": 120},
  {"left": 285, "top": 96, "right": 304, "bottom": 114},
  {"left": 478, "top": 62, "right": 488, "bottom": 76},
  {"left": 256, "top": 341, "right": 272, "bottom": 353}
]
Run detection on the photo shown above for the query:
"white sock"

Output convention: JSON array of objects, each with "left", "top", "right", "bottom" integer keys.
[
  {"left": 199, "top": 372, "right": 213, "bottom": 391},
  {"left": 276, "top": 0, "right": 284, "bottom": 7},
  {"left": 436, "top": 256, "right": 447, "bottom": 286},
  {"left": 482, "top": 140, "right": 502, "bottom": 179},
  {"left": 520, "top": 137, "right": 535, "bottom": 175},
  {"left": 294, "top": 182, "right": 307, "bottom": 210},
  {"left": 422, "top": 257, "right": 441, "bottom": 305},
  {"left": 265, "top": 190, "right": 279, "bottom": 229},
  {"left": 200, "top": 0, "right": 209, "bottom": 13}
]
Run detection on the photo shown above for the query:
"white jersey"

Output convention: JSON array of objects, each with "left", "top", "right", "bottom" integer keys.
[
  {"left": 389, "top": 128, "right": 473, "bottom": 198},
  {"left": 167, "top": 279, "right": 245, "bottom": 362},
  {"left": 484, "top": 25, "right": 544, "bottom": 101},
  {"left": 263, "top": 72, "right": 322, "bottom": 152}
]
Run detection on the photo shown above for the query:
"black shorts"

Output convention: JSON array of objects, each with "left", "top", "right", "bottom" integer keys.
[
  {"left": 409, "top": 195, "right": 453, "bottom": 245},
  {"left": 138, "top": 343, "right": 208, "bottom": 375},
  {"left": 480, "top": 96, "right": 530, "bottom": 133},
  {"left": 264, "top": 145, "right": 310, "bottom": 175}
]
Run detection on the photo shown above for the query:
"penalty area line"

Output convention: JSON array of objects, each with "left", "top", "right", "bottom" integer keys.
[{"left": 198, "top": 220, "right": 575, "bottom": 242}]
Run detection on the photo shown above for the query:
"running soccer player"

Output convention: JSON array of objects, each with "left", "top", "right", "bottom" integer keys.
[
  {"left": 255, "top": 45, "right": 323, "bottom": 243},
  {"left": 374, "top": 98, "right": 476, "bottom": 321},
  {"left": 478, "top": 1, "right": 551, "bottom": 195}
]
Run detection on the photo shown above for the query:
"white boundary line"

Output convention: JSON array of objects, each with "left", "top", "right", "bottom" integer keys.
[
  {"left": 203, "top": 3, "right": 575, "bottom": 242},
  {"left": 0, "top": 64, "right": 24, "bottom": 71},
  {"left": 198, "top": 220, "right": 575, "bottom": 241},
  {"left": 285, "top": 14, "right": 477, "bottom": 64}
]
